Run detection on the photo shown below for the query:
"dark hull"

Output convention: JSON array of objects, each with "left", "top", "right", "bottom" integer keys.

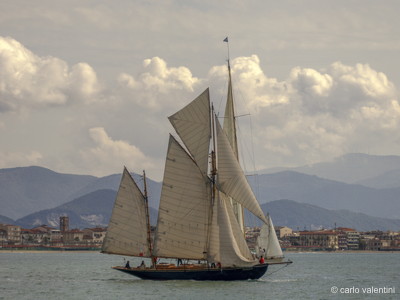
[{"left": 113, "top": 264, "right": 268, "bottom": 281}]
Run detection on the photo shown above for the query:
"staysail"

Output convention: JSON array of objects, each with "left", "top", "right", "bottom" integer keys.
[
  {"left": 101, "top": 167, "right": 150, "bottom": 257},
  {"left": 215, "top": 118, "right": 268, "bottom": 224},
  {"left": 152, "top": 135, "right": 211, "bottom": 260},
  {"left": 207, "top": 191, "right": 256, "bottom": 266}
]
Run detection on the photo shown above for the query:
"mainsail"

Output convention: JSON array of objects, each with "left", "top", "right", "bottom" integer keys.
[
  {"left": 153, "top": 135, "right": 210, "bottom": 260},
  {"left": 101, "top": 167, "right": 150, "bottom": 257}
]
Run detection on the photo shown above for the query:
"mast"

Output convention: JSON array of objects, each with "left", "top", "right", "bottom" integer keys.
[
  {"left": 205, "top": 104, "right": 217, "bottom": 262},
  {"left": 142, "top": 170, "right": 154, "bottom": 266}
]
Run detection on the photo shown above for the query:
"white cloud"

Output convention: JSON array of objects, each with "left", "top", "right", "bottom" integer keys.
[
  {"left": 226, "top": 58, "right": 400, "bottom": 168},
  {"left": 0, "top": 36, "right": 101, "bottom": 113},
  {"left": 80, "top": 127, "right": 156, "bottom": 177},
  {"left": 117, "top": 57, "right": 201, "bottom": 110},
  {"left": 209, "top": 55, "right": 289, "bottom": 110},
  {"left": 1, "top": 35, "right": 399, "bottom": 177}
]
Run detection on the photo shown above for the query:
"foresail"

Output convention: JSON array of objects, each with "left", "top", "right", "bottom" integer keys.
[
  {"left": 256, "top": 216, "right": 284, "bottom": 259},
  {"left": 207, "top": 191, "right": 256, "bottom": 267},
  {"left": 266, "top": 216, "right": 284, "bottom": 259},
  {"left": 101, "top": 167, "right": 150, "bottom": 257},
  {"left": 168, "top": 88, "right": 211, "bottom": 177},
  {"left": 216, "top": 118, "right": 268, "bottom": 224},
  {"left": 153, "top": 135, "right": 211, "bottom": 260}
]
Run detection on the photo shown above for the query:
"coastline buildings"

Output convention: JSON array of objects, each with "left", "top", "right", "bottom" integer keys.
[
  {"left": 1, "top": 217, "right": 399, "bottom": 251},
  {"left": 0, "top": 224, "right": 21, "bottom": 245},
  {"left": 0, "top": 216, "right": 106, "bottom": 249},
  {"left": 244, "top": 226, "right": 399, "bottom": 252}
]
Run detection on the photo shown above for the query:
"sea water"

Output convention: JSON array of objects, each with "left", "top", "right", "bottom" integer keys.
[{"left": 0, "top": 251, "right": 398, "bottom": 299}]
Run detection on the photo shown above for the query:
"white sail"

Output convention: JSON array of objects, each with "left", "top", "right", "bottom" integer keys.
[
  {"left": 101, "top": 167, "right": 150, "bottom": 257},
  {"left": 256, "top": 216, "right": 284, "bottom": 259},
  {"left": 223, "top": 63, "right": 239, "bottom": 158},
  {"left": 207, "top": 191, "right": 256, "bottom": 267},
  {"left": 168, "top": 88, "right": 211, "bottom": 177},
  {"left": 153, "top": 135, "right": 211, "bottom": 260},
  {"left": 216, "top": 118, "right": 268, "bottom": 224},
  {"left": 223, "top": 62, "right": 244, "bottom": 233}
]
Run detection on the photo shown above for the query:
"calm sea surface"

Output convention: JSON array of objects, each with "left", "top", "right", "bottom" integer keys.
[{"left": 0, "top": 251, "right": 398, "bottom": 299}]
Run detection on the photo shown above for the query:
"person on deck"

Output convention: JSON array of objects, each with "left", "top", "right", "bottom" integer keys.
[
  {"left": 125, "top": 261, "right": 131, "bottom": 268},
  {"left": 139, "top": 260, "right": 146, "bottom": 269},
  {"left": 259, "top": 256, "right": 265, "bottom": 264}
]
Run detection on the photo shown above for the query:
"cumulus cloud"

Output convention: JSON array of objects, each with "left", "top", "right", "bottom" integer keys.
[
  {"left": 80, "top": 127, "right": 156, "bottom": 176},
  {"left": 0, "top": 36, "right": 101, "bottom": 113},
  {"left": 209, "top": 55, "right": 289, "bottom": 110},
  {"left": 220, "top": 56, "right": 400, "bottom": 168},
  {"left": 117, "top": 57, "right": 201, "bottom": 110},
  {"left": 1, "top": 37, "right": 399, "bottom": 176}
]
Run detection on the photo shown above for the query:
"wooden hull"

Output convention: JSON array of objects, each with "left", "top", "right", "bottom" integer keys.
[{"left": 113, "top": 264, "right": 268, "bottom": 281}]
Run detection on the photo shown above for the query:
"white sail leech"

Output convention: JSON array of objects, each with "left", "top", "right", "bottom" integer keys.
[
  {"left": 101, "top": 167, "right": 150, "bottom": 257},
  {"left": 153, "top": 135, "right": 211, "bottom": 260}
]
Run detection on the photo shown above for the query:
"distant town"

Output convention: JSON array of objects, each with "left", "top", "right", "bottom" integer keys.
[{"left": 1, "top": 216, "right": 399, "bottom": 252}]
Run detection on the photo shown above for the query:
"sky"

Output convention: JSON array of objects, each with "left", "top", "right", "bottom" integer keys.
[{"left": 1, "top": 0, "right": 400, "bottom": 181}]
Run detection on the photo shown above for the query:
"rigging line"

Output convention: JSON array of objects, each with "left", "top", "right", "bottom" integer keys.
[
  {"left": 248, "top": 111, "right": 261, "bottom": 202},
  {"left": 265, "top": 263, "right": 292, "bottom": 278}
]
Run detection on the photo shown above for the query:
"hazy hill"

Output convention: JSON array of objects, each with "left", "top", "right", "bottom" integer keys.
[
  {"left": 0, "top": 215, "right": 15, "bottom": 225},
  {"left": 15, "top": 189, "right": 158, "bottom": 229},
  {"left": 245, "top": 200, "right": 400, "bottom": 232},
  {"left": 259, "top": 153, "right": 400, "bottom": 185},
  {"left": 0, "top": 166, "right": 161, "bottom": 220},
  {"left": 355, "top": 168, "right": 400, "bottom": 189},
  {"left": 2, "top": 158, "right": 400, "bottom": 222},
  {"left": 0, "top": 166, "right": 96, "bottom": 220},
  {"left": 67, "top": 173, "right": 162, "bottom": 210},
  {"left": 16, "top": 189, "right": 400, "bottom": 232},
  {"left": 251, "top": 171, "right": 400, "bottom": 219}
]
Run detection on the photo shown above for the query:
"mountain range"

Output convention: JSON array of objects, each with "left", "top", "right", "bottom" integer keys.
[
  {"left": 9, "top": 191, "right": 400, "bottom": 232},
  {"left": 14, "top": 189, "right": 158, "bottom": 229},
  {"left": 1, "top": 153, "right": 400, "bottom": 231},
  {"left": 260, "top": 153, "right": 400, "bottom": 186}
]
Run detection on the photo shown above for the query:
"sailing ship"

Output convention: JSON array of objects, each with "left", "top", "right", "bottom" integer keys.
[{"left": 101, "top": 46, "right": 292, "bottom": 280}]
